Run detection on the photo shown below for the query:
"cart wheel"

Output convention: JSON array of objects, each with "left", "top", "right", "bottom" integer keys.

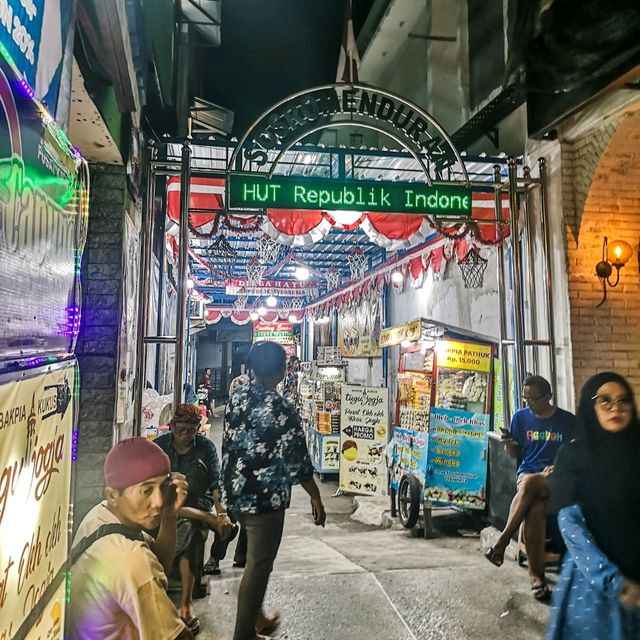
[{"left": 397, "top": 474, "right": 421, "bottom": 529}]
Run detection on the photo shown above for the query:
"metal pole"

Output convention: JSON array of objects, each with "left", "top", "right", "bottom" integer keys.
[
  {"left": 523, "top": 166, "right": 539, "bottom": 374},
  {"left": 134, "top": 142, "right": 157, "bottom": 435},
  {"left": 538, "top": 157, "right": 557, "bottom": 395},
  {"left": 174, "top": 138, "right": 192, "bottom": 406},
  {"left": 507, "top": 157, "right": 526, "bottom": 404},
  {"left": 494, "top": 165, "right": 511, "bottom": 427}
]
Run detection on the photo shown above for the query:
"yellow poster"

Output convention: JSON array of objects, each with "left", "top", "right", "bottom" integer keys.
[
  {"left": 22, "top": 580, "right": 66, "bottom": 640},
  {"left": 0, "top": 362, "right": 75, "bottom": 639},
  {"left": 436, "top": 340, "right": 492, "bottom": 373}
]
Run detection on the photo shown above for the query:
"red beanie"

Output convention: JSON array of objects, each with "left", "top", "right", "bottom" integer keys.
[{"left": 104, "top": 437, "right": 171, "bottom": 490}]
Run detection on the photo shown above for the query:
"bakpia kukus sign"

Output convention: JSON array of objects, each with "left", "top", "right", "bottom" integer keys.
[{"left": 0, "top": 361, "right": 76, "bottom": 640}]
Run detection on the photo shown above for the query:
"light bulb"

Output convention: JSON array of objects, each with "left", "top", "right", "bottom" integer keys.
[
  {"left": 391, "top": 271, "right": 404, "bottom": 284},
  {"left": 288, "top": 314, "right": 298, "bottom": 323},
  {"left": 257, "top": 306, "right": 267, "bottom": 315},
  {"left": 249, "top": 311, "right": 259, "bottom": 321},
  {"left": 187, "top": 279, "right": 195, "bottom": 289},
  {"left": 295, "top": 266, "right": 310, "bottom": 281},
  {"left": 266, "top": 295, "right": 277, "bottom": 307},
  {"left": 400, "top": 340, "right": 412, "bottom": 348}
]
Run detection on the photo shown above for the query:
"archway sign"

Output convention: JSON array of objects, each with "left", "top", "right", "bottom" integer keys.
[{"left": 226, "top": 83, "right": 474, "bottom": 223}]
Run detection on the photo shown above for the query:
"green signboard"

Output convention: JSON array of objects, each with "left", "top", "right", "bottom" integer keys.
[{"left": 228, "top": 174, "right": 472, "bottom": 217}]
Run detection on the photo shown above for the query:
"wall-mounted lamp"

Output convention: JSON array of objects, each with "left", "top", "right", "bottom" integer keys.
[{"left": 595, "top": 236, "right": 633, "bottom": 307}]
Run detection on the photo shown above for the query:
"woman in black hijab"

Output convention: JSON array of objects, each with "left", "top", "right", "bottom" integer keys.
[{"left": 547, "top": 372, "right": 640, "bottom": 639}]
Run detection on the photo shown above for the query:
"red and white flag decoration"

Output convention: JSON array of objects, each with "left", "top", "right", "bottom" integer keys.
[{"left": 336, "top": 0, "right": 360, "bottom": 83}]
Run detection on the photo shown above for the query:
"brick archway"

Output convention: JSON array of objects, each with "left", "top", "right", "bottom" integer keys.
[{"left": 565, "top": 107, "right": 640, "bottom": 396}]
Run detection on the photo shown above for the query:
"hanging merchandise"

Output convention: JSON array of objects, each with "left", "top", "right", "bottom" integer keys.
[
  {"left": 337, "top": 291, "right": 382, "bottom": 358},
  {"left": 325, "top": 266, "right": 341, "bottom": 290},
  {"left": 347, "top": 247, "right": 368, "bottom": 281},
  {"left": 245, "top": 257, "right": 266, "bottom": 286},
  {"left": 256, "top": 233, "right": 283, "bottom": 264},
  {"left": 458, "top": 247, "right": 489, "bottom": 289},
  {"left": 206, "top": 232, "right": 237, "bottom": 277},
  {"left": 233, "top": 291, "right": 248, "bottom": 311}
]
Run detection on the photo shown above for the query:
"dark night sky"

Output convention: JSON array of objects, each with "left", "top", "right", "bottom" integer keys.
[{"left": 198, "top": 0, "right": 373, "bottom": 136}]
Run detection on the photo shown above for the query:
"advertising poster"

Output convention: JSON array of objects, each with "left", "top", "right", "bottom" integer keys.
[
  {"left": 22, "top": 579, "right": 65, "bottom": 640},
  {"left": 425, "top": 408, "right": 490, "bottom": 509},
  {"left": 388, "top": 427, "right": 428, "bottom": 492},
  {"left": 0, "top": 53, "right": 87, "bottom": 365},
  {"left": 0, "top": 0, "right": 74, "bottom": 114},
  {"left": 0, "top": 361, "right": 76, "bottom": 639},
  {"left": 253, "top": 321, "right": 296, "bottom": 356},
  {"left": 337, "top": 292, "right": 382, "bottom": 358},
  {"left": 492, "top": 357, "right": 504, "bottom": 434},
  {"left": 339, "top": 385, "right": 388, "bottom": 495},
  {"left": 435, "top": 340, "right": 492, "bottom": 372}
]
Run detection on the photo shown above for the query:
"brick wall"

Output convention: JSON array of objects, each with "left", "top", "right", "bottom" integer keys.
[
  {"left": 563, "top": 109, "right": 640, "bottom": 396},
  {"left": 74, "top": 164, "right": 127, "bottom": 526}
]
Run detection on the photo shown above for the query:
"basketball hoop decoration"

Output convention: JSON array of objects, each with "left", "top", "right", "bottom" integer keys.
[
  {"left": 206, "top": 233, "right": 237, "bottom": 276},
  {"left": 256, "top": 233, "right": 282, "bottom": 264},
  {"left": 245, "top": 257, "right": 265, "bottom": 286},
  {"left": 325, "top": 267, "right": 341, "bottom": 290},
  {"left": 233, "top": 290, "right": 248, "bottom": 311},
  {"left": 458, "top": 247, "right": 488, "bottom": 289},
  {"left": 348, "top": 248, "right": 368, "bottom": 281},
  {"left": 291, "top": 296, "right": 304, "bottom": 310}
]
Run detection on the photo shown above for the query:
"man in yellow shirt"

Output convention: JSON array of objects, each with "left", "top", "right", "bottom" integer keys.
[{"left": 67, "top": 437, "right": 195, "bottom": 639}]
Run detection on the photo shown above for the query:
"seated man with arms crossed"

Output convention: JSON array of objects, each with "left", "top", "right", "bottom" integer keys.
[
  {"left": 67, "top": 437, "right": 194, "bottom": 640},
  {"left": 484, "top": 375, "right": 578, "bottom": 600}
]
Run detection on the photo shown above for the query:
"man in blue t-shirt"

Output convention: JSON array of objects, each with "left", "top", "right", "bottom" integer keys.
[{"left": 484, "top": 375, "right": 578, "bottom": 600}]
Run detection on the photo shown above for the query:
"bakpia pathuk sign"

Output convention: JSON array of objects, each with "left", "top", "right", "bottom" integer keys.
[{"left": 0, "top": 361, "right": 75, "bottom": 639}]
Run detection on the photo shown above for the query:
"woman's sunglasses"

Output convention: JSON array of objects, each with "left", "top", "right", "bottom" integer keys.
[{"left": 591, "top": 394, "right": 633, "bottom": 412}]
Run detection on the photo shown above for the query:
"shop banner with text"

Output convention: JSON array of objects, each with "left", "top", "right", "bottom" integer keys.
[
  {"left": 0, "top": 0, "right": 74, "bottom": 116},
  {"left": 379, "top": 319, "right": 422, "bottom": 348},
  {"left": 338, "top": 292, "right": 382, "bottom": 358},
  {"left": 339, "top": 385, "right": 388, "bottom": 495},
  {"left": 253, "top": 321, "right": 296, "bottom": 356},
  {"left": 0, "top": 361, "right": 75, "bottom": 639},
  {"left": 435, "top": 340, "right": 492, "bottom": 372},
  {"left": 0, "top": 53, "right": 87, "bottom": 365},
  {"left": 388, "top": 427, "right": 428, "bottom": 491},
  {"left": 425, "top": 407, "right": 489, "bottom": 510}
]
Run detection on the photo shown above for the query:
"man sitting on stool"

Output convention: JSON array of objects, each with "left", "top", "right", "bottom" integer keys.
[{"left": 484, "top": 375, "right": 578, "bottom": 600}]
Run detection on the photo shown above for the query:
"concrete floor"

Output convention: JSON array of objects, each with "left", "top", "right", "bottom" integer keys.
[{"left": 194, "top": 418, "right": 550, "bottom": 640}]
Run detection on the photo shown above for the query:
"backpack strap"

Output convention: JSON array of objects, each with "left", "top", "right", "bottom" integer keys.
[{"left": 70, "top": 523, "right": 143, "bottom": 565}]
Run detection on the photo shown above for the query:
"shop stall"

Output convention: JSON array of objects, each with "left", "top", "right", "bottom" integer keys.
[
  {"left": 299, "top": 348, "right": 347, "bottom": 480},
  {"left": 384, "top": 319, "right": 498, "bottom": 534}
]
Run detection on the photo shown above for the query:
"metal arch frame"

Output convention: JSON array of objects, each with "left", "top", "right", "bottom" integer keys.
[
  {"left": 266, "top": 120, "right": 433, "bottom": 185},
  {"left": 227, "top": 82, "right": 470, "bottom": 183}
]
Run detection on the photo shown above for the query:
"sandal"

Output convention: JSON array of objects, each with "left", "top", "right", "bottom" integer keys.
[
  {"left": 531, "top": 581, "right": 552, "bottom": 601},
  {"left": 256, "top": 612, "right": 281, "bottom": 636},
  {"left": 484, "top": 546, "right": 504, "bottom": 567},
  {"left": 202, "top": 558, "right": 221, "bottom": 575},
  {"left": 181, "top": 616, "right": 201, "bottom": 636}
]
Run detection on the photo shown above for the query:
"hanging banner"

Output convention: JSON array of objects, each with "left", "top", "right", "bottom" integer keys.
[
  {"left": 337, "top": 292, "right": 382, "bottom": 358},
  {"left": 425, "top": 407, "right": 489, "bottom": 510},
  {"left": 0, "top": 361, "right": 76, "bottom": 639},
  {"left": 0, "top": 0, "right": 74, "bottom": 115},
  {"left": 339, "top": 385, "right": 388, "bottom": 496},
  {"left": 0, "top": 54, "right": 87, "bottom": 365}
]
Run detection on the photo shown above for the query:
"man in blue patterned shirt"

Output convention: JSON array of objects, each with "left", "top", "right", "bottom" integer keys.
[{"left": 222, "top": 342, "right": 326, "bottom": 640}]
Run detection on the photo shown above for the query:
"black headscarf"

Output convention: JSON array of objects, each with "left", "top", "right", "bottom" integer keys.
[{"left": 552, "top": 372, "right": 640, "bottom": 581}]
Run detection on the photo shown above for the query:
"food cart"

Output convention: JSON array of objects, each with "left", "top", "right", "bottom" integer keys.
[{"left": 384, "top": 318, "right": 499, "bottom": 536}]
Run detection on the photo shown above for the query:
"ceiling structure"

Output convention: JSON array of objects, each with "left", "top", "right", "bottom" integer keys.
[{"left": 160, "top": 139, "right": 510, "bottom": 315}]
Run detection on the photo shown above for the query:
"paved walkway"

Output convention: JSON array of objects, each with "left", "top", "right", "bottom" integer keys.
[{"left": 194, "top": 419, "right": 550, "bottom": 640}]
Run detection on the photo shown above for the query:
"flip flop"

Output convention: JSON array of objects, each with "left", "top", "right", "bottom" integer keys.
[
  {"left": 181, "top": 616, "right": 201, "bottom": 636},
  {"left": 202, "top": 558, "right": 220, "bottom": 575},
  {"left": 256, "top": 612, "right": 281, "bottom": 636},
  {"left": 484, "top": 546, "right": 504, "bottom": 567},
  {"left": 531, "top": 581, "right": 552, "bottom": 601}
]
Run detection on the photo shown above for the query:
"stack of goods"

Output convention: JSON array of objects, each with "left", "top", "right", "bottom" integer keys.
[
  {"left": 316, "top": 411, "right": 332, "bottom": 434},
  {"left": 317, "top": 346, "right": 342, "bottom": 365}
]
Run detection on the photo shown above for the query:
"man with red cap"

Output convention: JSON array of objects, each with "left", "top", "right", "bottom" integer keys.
[{"left": 67, "top": 437, "right": 194, "bottom": 639}]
